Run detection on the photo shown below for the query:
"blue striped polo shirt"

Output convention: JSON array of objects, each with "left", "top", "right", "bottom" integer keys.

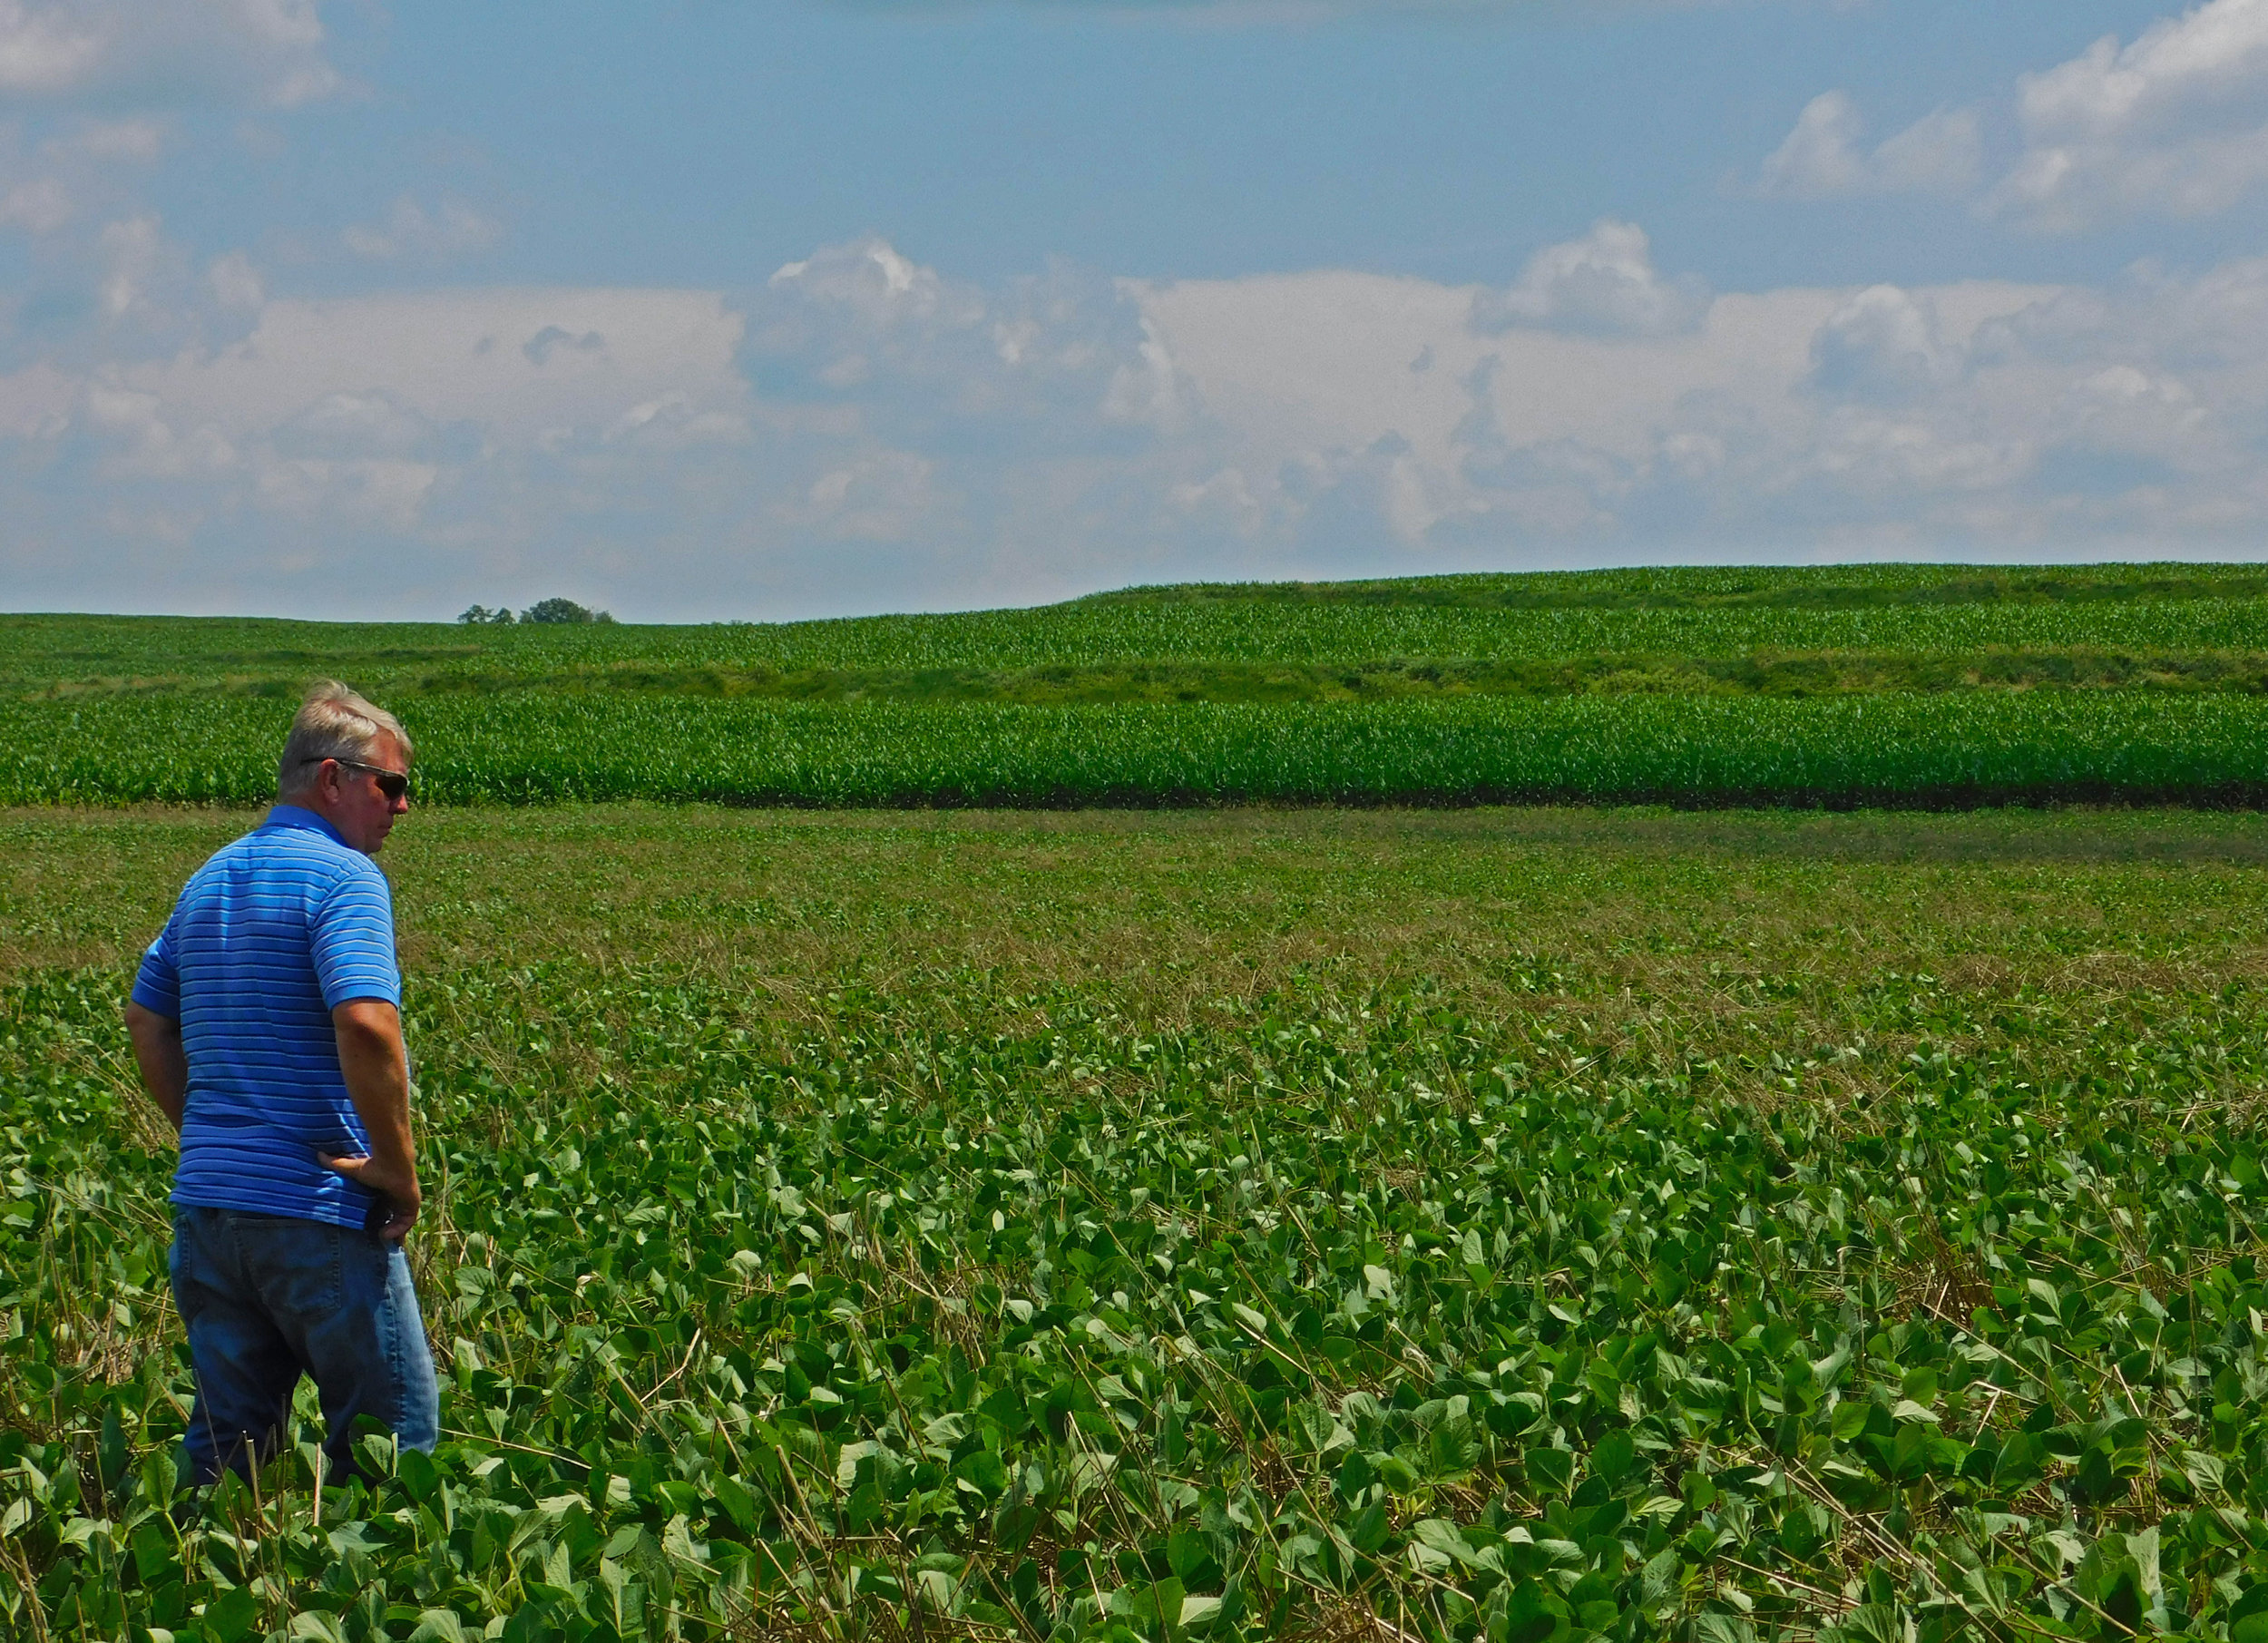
[{"left": 131, "top": 805, "right": 402, "bottom": 1230}]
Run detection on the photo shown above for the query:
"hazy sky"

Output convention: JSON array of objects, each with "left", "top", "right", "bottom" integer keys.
[{"left": 6, "top": 0, "right": 2268, "bottom": 620}]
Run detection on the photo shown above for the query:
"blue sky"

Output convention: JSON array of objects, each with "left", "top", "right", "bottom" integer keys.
[{"left": 7, "top": 0, "right": 2268, "bottom": 620}]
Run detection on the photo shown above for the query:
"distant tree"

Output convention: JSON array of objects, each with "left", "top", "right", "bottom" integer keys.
[
  {"left": 521, "top": 597, "right": 613, "bottom": 624},
  {"left": 459, "top": 605, "right": 515, "bottom": 624}
]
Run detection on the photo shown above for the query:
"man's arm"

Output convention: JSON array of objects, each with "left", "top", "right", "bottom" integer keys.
[
  {"left": 122, "top": 1001, "right": 187, "bottom": 1134},
  {"left": 318, "top": 999, "right": 421, "bottom": 1241}
]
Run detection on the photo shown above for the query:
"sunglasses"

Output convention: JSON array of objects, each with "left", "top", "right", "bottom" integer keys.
[{"left": 301, "top": 755, "right": 411, "bottom": 801}]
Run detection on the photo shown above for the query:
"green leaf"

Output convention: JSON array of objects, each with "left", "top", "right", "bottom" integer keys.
[
  {"left": 2226, "top": 1583, "right": 2268, "bottom": 1643},
  {"left": 1590, "top": 1429, "right": 1637, "bottom": 1487},
  {"left": 953, "top": 1449, "right": 1010, "bottom": 1498},
  {"left": 202, "top": 1585, "right": 259, "bottom": 1643},
  {"left": 408, "top": 1611, "right": 467, "bottom": 1643},
  {"left": 1168, "top": 1528, "right": 1221, "bottom": 1586},
  {"left": 1347, "top": 1500, "right": 1390, "bottom": 1555},
  {"left": 1502, "top": 1578, "right": 1571, "bottom": 1643},
  {"left": 1527, "top": 1446, "right": 1575, "bottom": 1493},
  {"left": 1178, "top": 1593, "right": 1224, "bottom": 1635},
  {"left": 396, "top": 1447, "right": 440, "bottom": 1503}
]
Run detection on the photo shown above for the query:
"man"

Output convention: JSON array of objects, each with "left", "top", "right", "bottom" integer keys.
[{"left": 123, "top": 680, "right": 438, "bottom": 1485}]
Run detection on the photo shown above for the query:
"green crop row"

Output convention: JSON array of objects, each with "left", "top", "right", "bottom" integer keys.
[
  {"left": 15, "top": 566, "right": 2268, "bottom": 696},
  {"left": 43, "top": 650, "right": 2268, "bottom": 711},
  {"left": 5, "top": 961, "right": 2267, "bottom": 1642},
  {"left": 18, "top": 692, "right": 2268, "bottom": 808}
]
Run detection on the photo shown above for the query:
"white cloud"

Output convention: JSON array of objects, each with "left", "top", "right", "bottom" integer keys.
[
  {"left": 523, "top": 325, "right": 602, "bottom": 366},
  {"left": 0, "top": 112, "right": 167, "bottom": 238},
  {"left": 83, "top": 379, "right": 235, "bottom": 477},
  {"left": 19, "top": 233, "right": 2268, "bottom": 619},
  {"left": 1809, "top": 286, "right": 1965, "bottom": 400},
  {"left": 0, "top": 1, "right": 103, "bottom": 93},
  {"left": 1143, "top": 269, "right": 1473, "bottom": 473},
  {"left": 0, "top": 171, "right": 65, "bottom": 231},
  {"left": 269, "top": 390, "right": 438, "bottom": 461},
  {"left": 95, "top": 211, "right": 162, "bottom": 318},
  {"left": 0, "top": 115, "right": 169, "bottom": 245},
  {"left": 786, "top": 450, "right": 944, "bottom": 542},
  {"left": 1766, "top": 3, "right": 2268, "bottom": 228},
  {"left": 756, "top": 239, "right": 1164, "bottom": 448},
  {"left": 1758, "top": 92, "right": 1981, "bottom": 199},
  {"left": 1758, "top": 92, "right": 1867, "bottom": 197},
  {"left": 1991, "top": 0, "right": 2268, "bottom": 229},
  {"left": 206, "top": 249, "right": 262, "bottom": 310},
  {"left": 1873, "top": 108, "right": 1984, "bottom": 194},
  {"left": 255, "top": 456, "right": 436, "bottom": 532},
  {"left": 131, "top": 287, "right": 748, "bottom": 440},
  {"left": 342, "top": 195, "right": 504, "bottom": 262},
  {"left": 1137, "top": 262, "right": 2262, "bottom": 555},
  {"left": 1471, "top": 220, "right": 1707, "bottom": 337},
  {"left": 0, "top": 360, "right": 76, "bottom": 436},
  {"left": 769, "top": 236, "right": 973, "bottom": 328},
  {"left": 1100, "top": 315, "right": 1188, "bottom": 431},
  {"left": 0, "top": 0, "right": 337, "bottom": 106}
]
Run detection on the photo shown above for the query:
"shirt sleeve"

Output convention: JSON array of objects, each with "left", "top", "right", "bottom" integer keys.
[
  {"left": 129, "top": 917, "right": 181, "bottom": 1018},
  {"left": 309, "top": 862, "right": 403, "bottom": 1010}
]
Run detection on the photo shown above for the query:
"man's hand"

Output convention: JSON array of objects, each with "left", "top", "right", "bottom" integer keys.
[
  {"left": 323, "top": 998, "right": 421, "bottom": 1241},
  {"left": 316, "top": 1149, "right": 423, "bottom": 1240}
]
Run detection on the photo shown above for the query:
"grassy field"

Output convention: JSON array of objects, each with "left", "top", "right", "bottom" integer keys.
[
  {"left": 15, "top": 566, "right": 2268, "bottom": 700},
  {"left": 5, "top": 803, "right": 2268, "bottom": 1641},
  {"left": 17, "top": 563, "right": 2268, "bottom": 808}
]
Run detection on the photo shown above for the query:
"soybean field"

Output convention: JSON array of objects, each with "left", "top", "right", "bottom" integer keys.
[{"left": 5, "top": 806, "right": 2268, "bottom": 1643}]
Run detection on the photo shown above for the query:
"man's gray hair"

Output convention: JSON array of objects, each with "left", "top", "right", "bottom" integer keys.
[{"left": 278, "top": 681, "right": 413, "bottom": 797}]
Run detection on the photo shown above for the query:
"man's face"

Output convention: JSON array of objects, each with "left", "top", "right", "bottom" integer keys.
[{"left": 308, "top": 729, "right": 412, "bottom": 855}]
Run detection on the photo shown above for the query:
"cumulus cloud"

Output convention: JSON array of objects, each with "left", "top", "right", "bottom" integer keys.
[
  {"left": 269, "top": 389, "right": 441, "bottom": 462},
  {"left": 0, "top": 0, "right": 105, "bottom": 93},
  {"left": 132, "top": 288, "right": 748, "bottom": 440},
  {"left": 254, "top": 455, "right": 436, "bottom": 533},
  {"left": 756, "top": 237, "right": 1166, "bottom": 449},
  {"left": 1133, "top": 259, "right": 2268, "bottom": 560},
  {"left": 0, "top": 114, "right": 167, "bottom": 240},
  {"left": 1809, "top": 286, "right": 1966, "bottom": 400},
  {"left": 95, "top": 212, "right": 166, "bottom": 319},
  {"left": 1758, "top": 92, "right": 1981, "bottom": 199},
  {"left": 341, "top": 195, "right": 504, "bottom": 262},
  {"left": 1764, "top": 1, "right": 2268, "bottom": 229},
  {"left": 0, "top": 0, "right": 338, "bottom": 106},
  {"left": 768, "top": 236, "right": 973, "bottom": 328},
  {"left": 523, "top": 326, "right": 602, "bottom": 366},
  {"left": 19, "top": 229, "right": 2268, "bottom": 620},
  {"left": 1990, "top": 0, "right": 2268, "bottom": 229},
  {"left": 1471, "top": 220, "right": 1708, "bottom": 337},
  {"left": 206, "top": 249, "right": 262, "bottom": 310}
]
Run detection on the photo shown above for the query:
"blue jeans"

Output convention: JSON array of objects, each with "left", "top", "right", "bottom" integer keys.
[{"left": 169, "top": 1206, "right": 439, "bottom": 1485}]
